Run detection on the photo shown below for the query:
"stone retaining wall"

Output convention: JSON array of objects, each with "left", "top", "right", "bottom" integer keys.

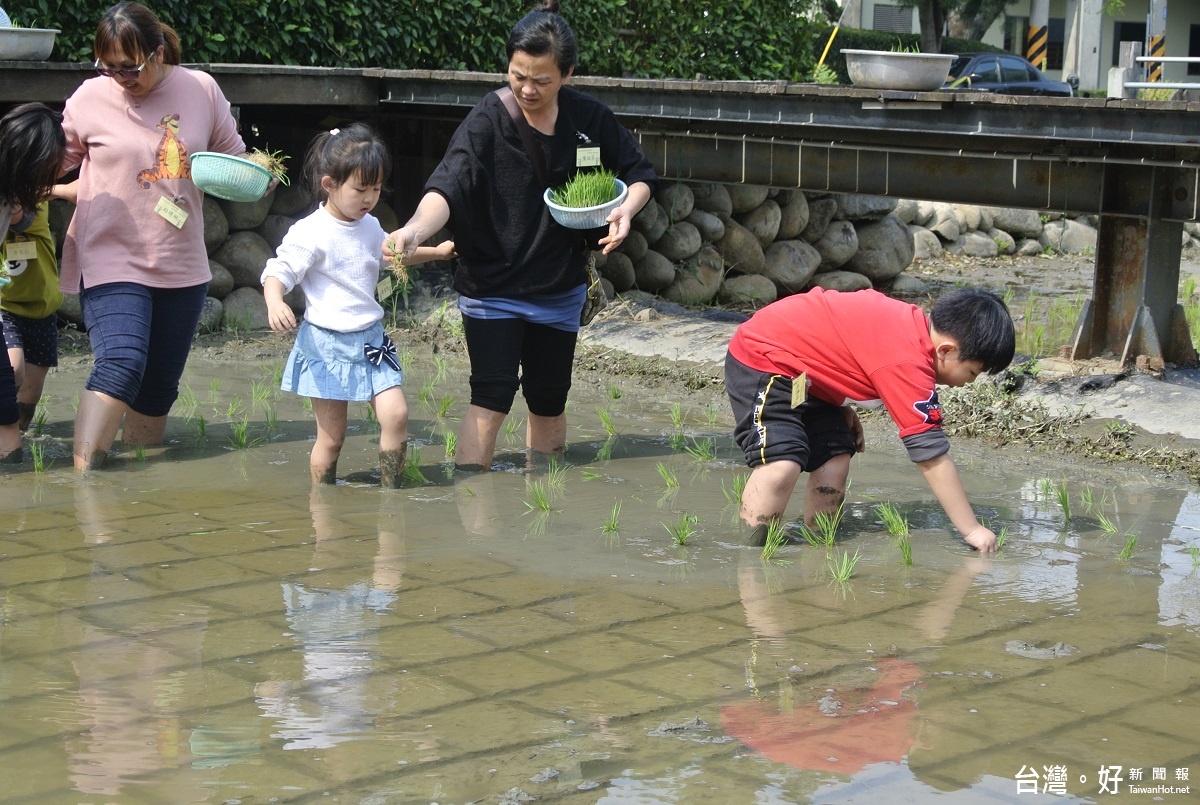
[{"left": 48, "top": 180, "right": 1200, "bottom": 332}]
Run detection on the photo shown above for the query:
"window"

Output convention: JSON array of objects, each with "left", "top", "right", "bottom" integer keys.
[
  {"left": 1113, "top": 21, "right": 1147, "bottom": 67},
  {"left": 1190, "top": 25, "right": 1200, "bottom": 76},
  {"left": 971, "top": 57, "right": 1001, "bottom": 83},
  {"left": 1046, "top": 18, "right": 1065, "bottom": 70},
  {"left": 1000, "top": 56, "right": 1034, "bottom": 82},
  {"left": 872, "top": 4, "right": 913, "bottom": 34}
]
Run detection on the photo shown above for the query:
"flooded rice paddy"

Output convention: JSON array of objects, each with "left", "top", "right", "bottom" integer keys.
[{"left": 1, "top": 349, "right": 1198, "bottom": 804}]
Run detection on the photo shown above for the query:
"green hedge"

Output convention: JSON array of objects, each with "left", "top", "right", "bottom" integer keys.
[
  {"left": 20, "top": 2, "right": 998, "bottom": 82},
  {"left": 20, "top": 0, "right": 823, "bottom": 80}
]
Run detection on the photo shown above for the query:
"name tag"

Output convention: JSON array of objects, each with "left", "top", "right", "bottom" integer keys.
[
  {"left": 576, "top": 146, "right": 601, "bottom": 168},
  {"left": 376, "top": 275, "right": 395, "bottom": 301},
  {"left": 5, "top": 240, "right": 37, "bottom": 261},
  {"left": 791, "top": 372, "right": 807, "bottom": 408},
  {"left": 154, "top": 196, "right": 188, "bottom": 229}
]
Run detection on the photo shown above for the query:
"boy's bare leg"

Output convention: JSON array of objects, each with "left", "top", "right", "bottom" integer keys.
[
  {"left": 455, "top": 404, "right": 506, "bottom": 471},
  {"left": 74, "top": 390, "right": 127, "bottom": 470},
  {"left": 802, "top": 454, "right": 852, "bottom": 526},
  {"left": 527, "top": 412, "right": 566, "bottom": 455},
  {"left": 739, "top": 459, "right": 803, "bottom": 544}
]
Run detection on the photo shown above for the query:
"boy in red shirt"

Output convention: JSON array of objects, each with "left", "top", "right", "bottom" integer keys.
[{"left": 725, "top": 287, "right": 1015, "bottom": 552}]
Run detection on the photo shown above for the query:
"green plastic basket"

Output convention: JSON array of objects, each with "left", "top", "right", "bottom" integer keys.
[{"left": 190, "top": 152, "right": 271, "bottom": 202}]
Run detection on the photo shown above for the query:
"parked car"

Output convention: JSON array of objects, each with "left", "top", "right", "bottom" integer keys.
[{"left": 944, "top": 53, "right": 1073, "bottom": 96}]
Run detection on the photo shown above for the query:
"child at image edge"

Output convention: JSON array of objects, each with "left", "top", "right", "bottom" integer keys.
[
  {"left": 261, "top": 124, "right": 452, "bottom": 487},
  {"left": 725, "top": 287, "right": 1015, "bottom": 552}
]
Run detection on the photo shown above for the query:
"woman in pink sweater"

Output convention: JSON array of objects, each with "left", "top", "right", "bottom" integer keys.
[{"left": 60, "top": 2, "right": 247, "bottom": 470}]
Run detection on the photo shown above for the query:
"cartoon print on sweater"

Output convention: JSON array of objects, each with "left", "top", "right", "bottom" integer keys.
[{"left": 137, "top": 113, "right": 190, "bottom": 188}]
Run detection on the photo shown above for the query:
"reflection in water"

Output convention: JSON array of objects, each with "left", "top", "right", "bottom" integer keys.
[
  {"left": 0, "top": 352, "right": 1198, "bottom": 803},
  {"left": 255, "top": 485, "right": 404, "bottom": 751}
]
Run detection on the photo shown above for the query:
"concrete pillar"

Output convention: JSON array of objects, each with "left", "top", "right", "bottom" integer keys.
[
  {"left": 1147, "top": 0, "right": 1168, "bottom": 83},
  {"left": 1026, "top": 0, "right": 1050, "bottom": 70},
  {"left": 1063, "top": 0, "right": 1105, "bottom": 92}
]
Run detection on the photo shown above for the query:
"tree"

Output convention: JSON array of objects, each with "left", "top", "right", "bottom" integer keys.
[
  {"left": 892, "top": 0, "right": 959, "bottom": 53},
  {"left": 947, "top": 0, "right": 1009, "bottom": 41}
]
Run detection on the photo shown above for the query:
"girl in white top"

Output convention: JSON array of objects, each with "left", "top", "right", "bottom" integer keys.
[{"left": 261, "top": 123, "right": 452, "bottom": 487}]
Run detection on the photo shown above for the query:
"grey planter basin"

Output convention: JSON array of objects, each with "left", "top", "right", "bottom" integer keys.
[{"left": 842, "top": 49, "right": 956, "bottom": 92}]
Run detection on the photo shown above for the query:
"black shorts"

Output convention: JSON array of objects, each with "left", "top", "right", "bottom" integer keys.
[
  {"left": 0, "top": 310, "right": 58, "bottom": 368},
  {"left": 725, "top": 352, "right": 856, "bottom": 471}
]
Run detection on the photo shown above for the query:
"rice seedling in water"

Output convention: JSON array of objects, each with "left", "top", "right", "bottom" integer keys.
[
  {"left": 134, "top": 442, "right": 146, "bottom": 462},
  {"left": 827, "top": 547, "right": 862, "bottom": 584},
  {"left": 596, "top": 406, "right": 617, "bottom": 437},
  {"left": 800, "top": 502, "right": 844, "bottom": 549},
  {"left": 264, "top": 407, "right": 278, "bottom": 435},
  {"left": 1095, "top": 510, "right": 1119, "bottom": 534},
  {"left": 190, "top": 414, "right": 207, "bottom": 444},
  {"left": 178, "top": 384, "right": 197, "bottom": 411},
  {"left": 398, "top": 347, "right": 414, "bottom": 374},
  {"left": 876, "top": 501, "right": 909, "bottom": 537},
  {"left": 1079, "top": 486, "right": 1096, "bottom": 514},
  {"left": 1116, "top": 531, "right": 1138, "bottom": 561},
  {"left": 656, "top": 462, "right": 679, "bottom": 489},
  {"left": 433, "top": 355, "right": 449, "bottom": 384},
  {"left": 684, "top": 437, "right": 718, "bottom": 462},
  {"left": 897, "top": 534, "right": 913, "bottom": 566},
  {"left": 523, "top": 480, "right": 554, "bottom": 513},
  {"left": 418, "top": 378, "right": 436, "bottom": 405},
  {"left": 546, "top": 458, "right": 567, "bottom": 489},
  {"left": 443, "top": 431, "right": 457, "bottom": 459},
  {"left": 702, "top": 402, "right": 721, "bottom": 428},
  {"left": 403, "top": 448, "right": 428, "bottom": 485},
  {"left": 760, "top": 519, "right": 789, "bottom": 561},
  {"left": 663, "top": 513, "right": 700, "bottom": 545},
  {"left": 995, "top": 526, "right": 1009, "bottom": 552},
  {"left": 29, "top": 441, "right": 47, "bottom": 473},
  {"left": 503, "top": 416, "right": 522, "bottom": 443},
  {"left": 607, "top": 383, "right": 622, "bottom": 400},
  {"left": 250, "top": 378, "right": 272, "bottom": 404},
  {"left": 723, "top": 472, "right": 748, "bottom": 507},
  {"left": 302, "top": 397, "right": 313, "bottom": 413},
  {"left": 669, "top": 402, "right": 686, "bottom": 430},
  {"left": 594, "top": 436, "right": 615, "bottom": 463},
  {"left": 226, "top": 395, "right": 245, "bottom": 422},
  {"left": 208, "top": 378, "right": 221, "bottom": 401},
  {"left": 1053, "top": 481, "right": 1071, "bottom": 523},
  {"left": 1187, "top": 545, "right": 1200, "bottom": 568},
  {"left": 31, "top": 405, "right": 48, "bottom": 436},
  {"left": 229, "top": 417, "right": 254, "bottom": 449},
  {"left": 436, "top": 394, "right": 455, "bottom": 418},
  {"left": 601, "top": 501, "right": 622, "bottom": 534}
]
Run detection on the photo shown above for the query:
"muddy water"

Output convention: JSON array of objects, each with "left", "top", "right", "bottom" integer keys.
[{"left": 1, "top": 352, "right": 1197, "bottom": 804}]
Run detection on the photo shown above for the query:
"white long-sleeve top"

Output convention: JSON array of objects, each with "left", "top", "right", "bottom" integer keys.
[{"left": 260, "top": 204, "right": 387, "bottom": 333}]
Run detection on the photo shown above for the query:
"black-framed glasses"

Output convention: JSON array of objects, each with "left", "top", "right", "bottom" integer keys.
[{"left": 94, "top": 57, "right": 148, "bottom": 80}]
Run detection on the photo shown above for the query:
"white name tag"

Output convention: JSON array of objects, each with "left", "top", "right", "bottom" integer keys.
[
  {"left": 5, "top": 240, "right": 37, "bottom": 261},
  {"left": 154, "top": 196, "right": 189, "bottom": 229},
  {"left": 376, "top": 275, "right": 395, "bottom": 300},
  {"left": 576, "top": 146, "right": 601, "bottom": 168}
]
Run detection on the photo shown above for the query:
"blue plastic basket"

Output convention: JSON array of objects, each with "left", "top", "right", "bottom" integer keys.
[{"left": 190, "top": 152, "right": 272, "bottom": 202}]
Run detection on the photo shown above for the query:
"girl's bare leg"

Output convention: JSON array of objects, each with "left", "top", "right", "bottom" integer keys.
[
  {"left": 310, "top": 398, "right": 348, "bottom": 485},
  {"left": 372, "top": 386, "right": 409, "bottom": 489}
]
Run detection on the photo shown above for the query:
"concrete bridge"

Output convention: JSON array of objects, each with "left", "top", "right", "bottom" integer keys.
[{"left": 6, "top": 62, "right": 1200, "bottom": 366}]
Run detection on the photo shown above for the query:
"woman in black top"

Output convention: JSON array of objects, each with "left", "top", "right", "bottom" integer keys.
[{"left": 387, "top": 0, "right": 656, "bottom": 470}]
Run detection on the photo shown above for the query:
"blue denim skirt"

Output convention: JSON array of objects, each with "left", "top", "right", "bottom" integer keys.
[{"left": 281, "top": 321, "right": 404, "bottom": 402}]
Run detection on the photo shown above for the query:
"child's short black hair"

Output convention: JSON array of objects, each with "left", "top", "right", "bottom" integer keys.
[
  {"left": 303, "top": 122, "right": 391, "bottom": 200},
  {"left": 929, "top": 288, "right": 1015, "bottom": 375},
  {"left": 0, "top": 103, "right": 65, "bottom": 213}
]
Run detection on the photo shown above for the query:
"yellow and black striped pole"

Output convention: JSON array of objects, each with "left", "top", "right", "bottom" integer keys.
[
  {"left": 1026, "top": 24, "right": 1048, "bottom": 71},
  {"left": 1147, "top": 35, "right": 1165, "bottom": 82}
]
